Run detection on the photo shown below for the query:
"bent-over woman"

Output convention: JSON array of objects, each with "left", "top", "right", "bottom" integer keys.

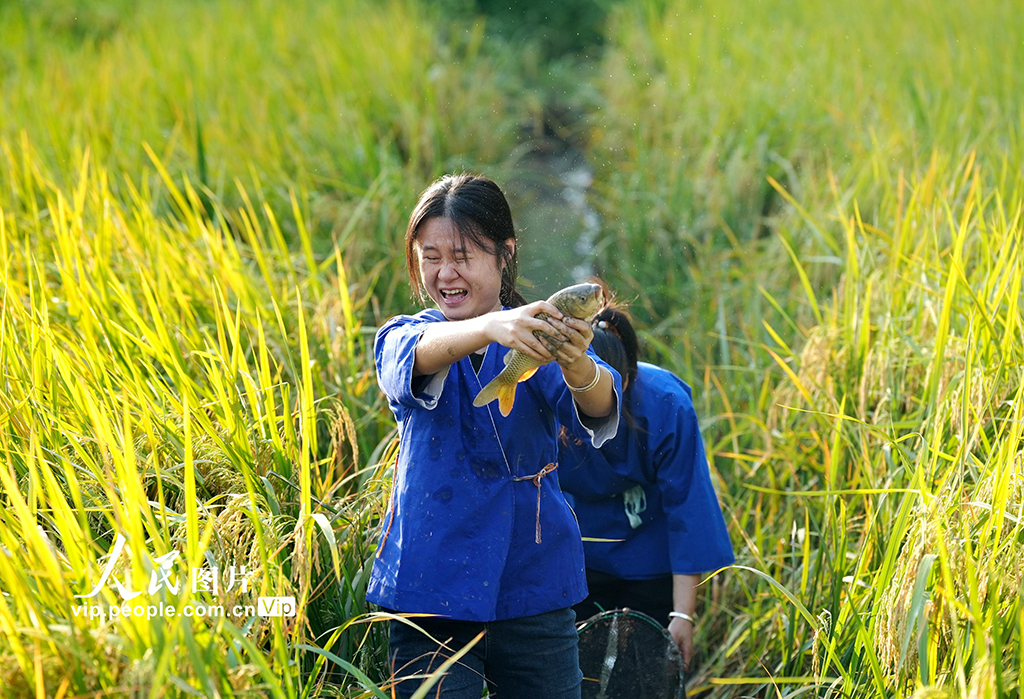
[{"left": 557, "top": 301, "right": 733, "bottom": 671}]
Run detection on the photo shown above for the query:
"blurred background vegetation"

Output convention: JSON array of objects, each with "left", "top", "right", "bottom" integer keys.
[{"left": 1, "top": 0, "right": 1021, "bottom": 696}]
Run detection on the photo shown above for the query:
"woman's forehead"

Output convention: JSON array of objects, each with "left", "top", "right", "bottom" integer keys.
[{"left": 415, "top": 217, "right": 487, "bottom": 253}]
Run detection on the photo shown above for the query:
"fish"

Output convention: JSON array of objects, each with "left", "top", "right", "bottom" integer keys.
[{"left": 473, "top": 282, "right": 603, "bottom": 417}]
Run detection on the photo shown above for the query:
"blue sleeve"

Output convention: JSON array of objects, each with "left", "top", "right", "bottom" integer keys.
[
  {"left": 374, "top": 311, "right": 451, "bottom": 411},
  {"left": 555, "top": 349, "right": 622, "bottom": 449},
  {"left": 649, "top": 388, "right": 735, "bottom": 574}
]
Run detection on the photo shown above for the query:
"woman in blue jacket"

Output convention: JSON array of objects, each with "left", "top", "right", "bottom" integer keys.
[
  {"left": 558, "top": 302, "right": 733, "bottom": 671},
  {"left": 370, "top": 173, "right": 622, "bottom": 699}
]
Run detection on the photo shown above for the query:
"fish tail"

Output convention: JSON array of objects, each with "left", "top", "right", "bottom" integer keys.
[
  {"left": 473, "top": 376, "right": 520, "bottom": 416},
  {"left": 473, "top": 360, "right": 538, "bottom": 415},
  {"left": 473, "top": 375, "right": 504, "bottom": 409},
  {"left": 497, "top": 382, "right": 518, "bottom": 417}
]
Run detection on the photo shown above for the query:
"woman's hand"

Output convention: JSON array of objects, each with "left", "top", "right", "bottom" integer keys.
[
  {"left": 484, "top": 301, "right": 569, "bottom": 363},
  {"left": 546, "top": 317, "right": 614, "bottom": 418},
  {"left": 669, "top": 574, "right": 700, "bottom": 674},
  {"left": 541, "top": 316, "right": 594, "bottom": 370},
  {"left": 668, "top": 616, "right": 694, "bottom": 673}
]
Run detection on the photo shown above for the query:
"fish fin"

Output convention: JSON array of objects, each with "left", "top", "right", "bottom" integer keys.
[
  {"left": 473, "top": 376, "right": 501, "bottom": 408},
  {"left": 517, "top": 366, "right": 539, "bottom": 383},
  {"left": 497, "top": 383, "right": 518, "bottom": 417},
  {"left": 473, "top": 376, "right": 520, "bottom": 417}
]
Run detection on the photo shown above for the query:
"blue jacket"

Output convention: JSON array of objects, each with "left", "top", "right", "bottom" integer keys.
[
  {"left": 368, "top": 309, "right": 623, "bottom": 621},
  {"left": 558, "top": 363, "right": 734, "bottom": 579}
]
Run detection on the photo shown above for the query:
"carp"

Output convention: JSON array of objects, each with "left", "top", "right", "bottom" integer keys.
[{"left": 473, "top": 282, "right": 603, "bottom": 417}]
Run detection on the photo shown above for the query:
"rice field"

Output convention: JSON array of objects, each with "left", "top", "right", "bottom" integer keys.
[{"left": 0, "top": 0, "right": 1022, "bottom": 697}]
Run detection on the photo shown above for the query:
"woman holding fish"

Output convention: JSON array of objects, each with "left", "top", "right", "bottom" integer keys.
[
  {"left": 369, "top": 173, "right": 622, "bottom": 699},
  {"left": 557, "top": 301, "right": 734, "bottom": 673}
]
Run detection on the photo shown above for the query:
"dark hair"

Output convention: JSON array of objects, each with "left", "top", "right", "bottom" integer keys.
[
  {"left": 405, "top": 173, "right": 526, "bottom": 308},
  {"left": 591, "top": 306, "right": 639, "bottom": 389},
  {"left": 589, "top": 288, "right": 640, "bottom": 427}
]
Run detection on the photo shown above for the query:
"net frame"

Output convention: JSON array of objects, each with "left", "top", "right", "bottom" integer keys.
[{"left": 576, "top": 607, "right": 686, "bottom": 699}]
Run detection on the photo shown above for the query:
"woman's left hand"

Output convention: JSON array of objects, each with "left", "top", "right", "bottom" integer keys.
[
  {"left": 544, "top": 316, "right": 611, "bottom": 417},
  {"left": 539, "top": 316, "right": 593, "bottom": 369},
  {"left": 668, "top": 616, "right": 694, "bottom": 673}
]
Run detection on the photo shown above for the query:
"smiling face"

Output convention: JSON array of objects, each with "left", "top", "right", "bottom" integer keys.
[{"left": 414, "top": 216, "right": 513, "bottom": 320}]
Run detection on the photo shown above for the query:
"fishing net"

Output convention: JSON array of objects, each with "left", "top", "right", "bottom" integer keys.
[{"left": 576, "top": 608, "right": 686, "bottom": 699}]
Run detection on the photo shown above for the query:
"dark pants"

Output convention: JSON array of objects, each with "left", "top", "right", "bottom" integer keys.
[
  {"left": 387, "top": 607, "right": 582, "bottom": 699},
  {"left": 571, "top": 568, "right": 673, "bottom": 626}
]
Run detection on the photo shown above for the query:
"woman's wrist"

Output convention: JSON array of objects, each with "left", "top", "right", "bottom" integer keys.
[
  {"left": 482, "top": 307, "right": 525, "bottom": 348},
  {"left": 563, "top": 356, "right": 600, "bottom": 392},
  {"left": 669, "top": 611, "right": 697, "bottom": 626}
]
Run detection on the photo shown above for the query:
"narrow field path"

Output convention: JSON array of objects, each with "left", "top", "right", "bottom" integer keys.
[{"left": 502, "top": 138, "right": 601, "bottom": 299}]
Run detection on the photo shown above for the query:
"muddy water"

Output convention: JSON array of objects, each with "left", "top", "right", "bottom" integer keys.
[{"left": 502, "top": 143, "right": 600, "bottom": 300}]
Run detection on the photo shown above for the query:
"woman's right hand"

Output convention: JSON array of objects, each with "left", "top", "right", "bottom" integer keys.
[{"left": 485, "top": 302, "right": 570, "bottom": 363}]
